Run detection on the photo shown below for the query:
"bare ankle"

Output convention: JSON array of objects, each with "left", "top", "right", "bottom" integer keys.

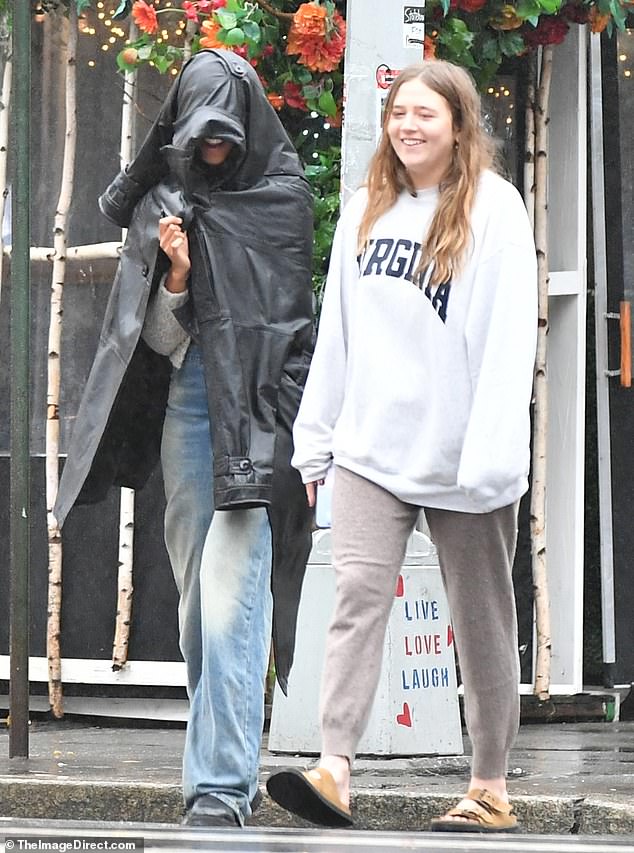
[{"left": 469, "top": 776, "right": 508, "bottom": 802}]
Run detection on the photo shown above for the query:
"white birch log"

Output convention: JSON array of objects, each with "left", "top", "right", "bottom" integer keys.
[
  {"left": 6, "top": 242, "right": 122, "bottom": 262},
  {"left": 183, "top": 18, "right": 196, "bottom": 61},
  {"left": 530, "top": 45, "right": 554, "bottom": 701},
  {"left": 112, "top": 487, "right": 135, "bottom": 670},
  {"left": 0, "top": 32, "right": 12, "bottom": 307},
  {"left": 112, "top": 22, "right": 138, "bottom": 671},
  {"left": 46, "top": 6, "right": 78, "bottom": 719}
]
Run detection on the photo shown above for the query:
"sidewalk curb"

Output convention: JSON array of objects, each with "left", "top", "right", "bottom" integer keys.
[{"left": 1, "top": 779, "right": 632, "bottom": 835}]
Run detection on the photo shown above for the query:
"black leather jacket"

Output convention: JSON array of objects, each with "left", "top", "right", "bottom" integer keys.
[{"left": 54, "top": 50, "right": 314, "bottom": 692}]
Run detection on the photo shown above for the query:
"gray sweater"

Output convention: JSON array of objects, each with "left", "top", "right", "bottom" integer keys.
[{"left": 141, "top": 279, "right": 191, "bottom": 368}]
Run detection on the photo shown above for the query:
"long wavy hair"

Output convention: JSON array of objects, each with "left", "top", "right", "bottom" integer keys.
[{"left": 358, "top": 60, "right": 497, "bottom": 285}]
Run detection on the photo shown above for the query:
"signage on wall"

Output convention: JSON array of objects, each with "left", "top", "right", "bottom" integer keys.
[{"left": 403, "top": 5, "right": 426, "bottom": 48}]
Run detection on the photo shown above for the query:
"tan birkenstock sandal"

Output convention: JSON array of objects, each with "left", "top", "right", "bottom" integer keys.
[
  {"left": 266, "top": 766, "right": 353, "bottom": 828},
  {"left": 430, "top": 787, "right": 520, "bottom": 833}
]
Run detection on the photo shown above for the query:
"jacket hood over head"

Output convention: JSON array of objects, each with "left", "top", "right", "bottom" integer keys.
[{"left": 100, "top": 49, "right": 306, "bottom": 223}]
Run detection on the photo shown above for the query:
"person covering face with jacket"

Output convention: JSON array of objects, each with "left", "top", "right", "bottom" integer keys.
[{"left": 54, "top": 49, "right": 314, "bottom": 827}]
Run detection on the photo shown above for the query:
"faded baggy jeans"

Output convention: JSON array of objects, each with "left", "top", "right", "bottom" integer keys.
[{"left": 161, "top": 344, "right": 273, "bottom": 823}]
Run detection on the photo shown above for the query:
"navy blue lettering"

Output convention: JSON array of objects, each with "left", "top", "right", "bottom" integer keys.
[
  {"left": 362, "top": 238, "right": 394, "bottom": 276},
  {"left": 386, "top": 239, "right": 414, "bottom": 278},
  {"left": 424, "top": 282, "right": 451, "bottom": 324}
]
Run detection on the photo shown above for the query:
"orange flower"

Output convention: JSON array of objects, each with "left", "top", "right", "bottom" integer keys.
[
  {"left": 588, "top": 6, "right": 610, "bottom": 31},
  {"left": 291, "top": 2, "right": 328, "bottom": 38},
  {"left": 423, "top": 34, "right": 437, "bottom": 59},
  {"left": 489, "top": 4, "right": 523, "bottom": 30},
  {"left": 199, "top": 18, "right": 227, "bottom": 48},
  {"left": 132, "top": 0, "right": 158, "bottom": 35},
  {"left": 287, "top": 9, "right": 346, "bottom": 73},
  {"left": 267, "top": 93, "right": 285, "bottom": 110}
]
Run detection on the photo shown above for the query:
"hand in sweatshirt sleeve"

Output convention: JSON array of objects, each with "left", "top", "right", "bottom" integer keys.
[
  {"left": 457, "top": 238, "right": 538, "bottom": 504},
  {"left": 291, "top": 217, "right": 352, "bottom": 484}
]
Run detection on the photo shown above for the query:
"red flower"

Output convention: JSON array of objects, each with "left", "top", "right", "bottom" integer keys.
[
  {"left": 458, "top": 0, "right": 487, "bottom": 11},
  {"left": 181, "top": 1, "right": 199, "bottom": 21},
  {"left": 132, "top": 0, "right": 158, "bottom": 35},
  {"left": 523, "top": 15, "right": 569, "bottom": 46},
  {"left": 561, "top": 1, "right": 589, "bottom": 22},
  {"left": 283, "top": 81, "right": 308, "bottom": 110}
]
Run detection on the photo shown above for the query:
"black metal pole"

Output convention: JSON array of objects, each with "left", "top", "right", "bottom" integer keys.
[{"left": 9, "top": 0, "right": 31, "bottom": 758}]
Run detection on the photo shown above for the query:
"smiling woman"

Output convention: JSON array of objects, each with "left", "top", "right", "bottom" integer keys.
[
  {"left": 266, "top": 59, "right": 538, "bottom": 835},
  {"left": 386, "top": 80, "right": 457, "bottom": 190}
]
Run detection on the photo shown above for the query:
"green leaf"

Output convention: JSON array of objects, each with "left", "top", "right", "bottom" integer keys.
[
  {"left": 536, "top": 0, "right": 562, "bottom": 13},
  {"left": 480, "top": 31, "right": 501, "bottom": 62},
  {"left": 302, "top": 84, "right": 320, "bottom": 99},
  {"left": 609, "top": 0, "right": 627, "bottom": 29},
  {"left": 76, "top": 0, "right": 92, "bottom": 12},
  {"left": 515, "top": 0, "right": 543, "bottom": 19},
  {"left": 216, "top": 10, "right": 238, "bottom": 30},
  {"left": 318, "top": 90, "right": 337, "bottom": 117},
  {"left": 225, "top": 0, "right": 242, "bottom": 10},
  {"left": 225, "top": 26, "right": 246, "bottom": 45},
  {"left": 112, "top": 0, "right": 132, "bottom": 20},
  {"left": 153, "top": 54, "right": 174, "bottom": 74},
  {"left": 242, "top": 20, "right": 261, "bottom": 42},
  {"left": 497, "top": 30, "right": 525, "bottom": 56},
  {"left": 138, "top": 44, "right": 153, "bottom": 61}
]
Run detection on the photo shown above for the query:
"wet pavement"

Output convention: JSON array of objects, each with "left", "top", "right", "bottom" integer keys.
[{"left": 0, "top": 720, "right": 633, "bottom": 835}]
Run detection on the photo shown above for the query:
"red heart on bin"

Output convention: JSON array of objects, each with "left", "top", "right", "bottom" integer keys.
[
  {"left": 396, "top": 702, "right": 412, "bottom": 727},
  {"left": 395, "top": 575, "right": 404, "bottom": 597},
  {"left": 447, "top": 625, "right": 454, "bottom": 646}
]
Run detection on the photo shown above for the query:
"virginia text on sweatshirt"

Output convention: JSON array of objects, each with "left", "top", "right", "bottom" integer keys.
[{"left": 292, "top": 170, "right": 538, "bottom": 513}]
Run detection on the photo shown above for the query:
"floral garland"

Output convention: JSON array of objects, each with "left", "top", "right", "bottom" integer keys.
[
  {"left": 425, "top": 0, "right": 630, "bottom": 87},
  {"left": 115, "top": 0, "right": 345, "bottom": 119}
]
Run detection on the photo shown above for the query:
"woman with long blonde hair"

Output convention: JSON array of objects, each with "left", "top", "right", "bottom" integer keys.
[{"left": 267, "top": 60, "right": 537, "bottom": 834}]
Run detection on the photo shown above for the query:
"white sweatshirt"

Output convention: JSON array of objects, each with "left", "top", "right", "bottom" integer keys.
[{"left": 292, "top": 170, "right": 538, "bottom": 513}]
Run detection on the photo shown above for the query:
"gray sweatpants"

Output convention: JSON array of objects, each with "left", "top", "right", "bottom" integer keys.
[{"left": 320, "top": 465, "right": 520, "bottom": 780}]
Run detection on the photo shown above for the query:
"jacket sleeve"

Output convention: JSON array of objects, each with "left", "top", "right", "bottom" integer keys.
[
  {"left": 456, "top": 235, "right": 537, "bottom": 503},
  {"left": 98, "top": 75, "right": 182, "bottom": 227},
  {"left": 291, "top": 215, "right": 353, "bottom": 484}
]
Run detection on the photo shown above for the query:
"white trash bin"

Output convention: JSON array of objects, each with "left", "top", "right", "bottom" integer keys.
[{"left": 269, "top": 528, "right": 463, "bottom": 756}]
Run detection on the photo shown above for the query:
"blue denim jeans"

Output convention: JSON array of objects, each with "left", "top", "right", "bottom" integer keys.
[{"left": 161, "top": 344, "right": 273, "bottom": 824}]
